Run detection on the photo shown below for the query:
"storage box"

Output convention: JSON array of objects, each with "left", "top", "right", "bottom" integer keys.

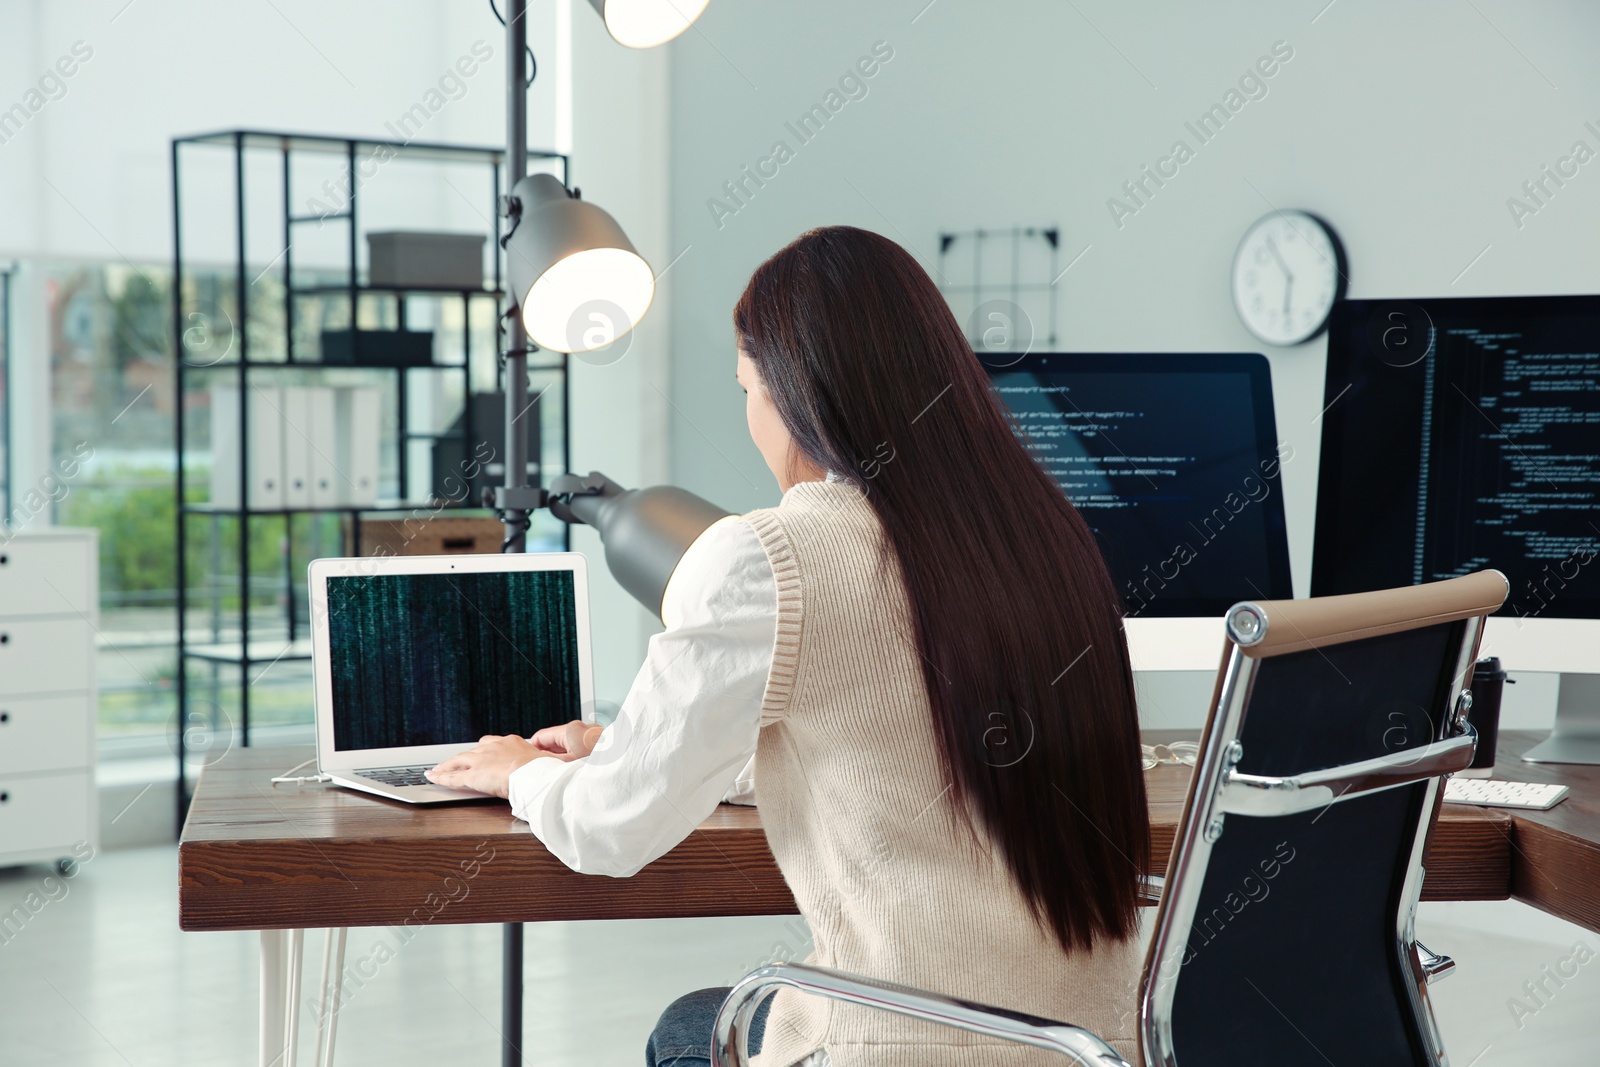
[
  {"left": 319, "top": 329, "right": 434, "bottom": 367},
  {"left": 367, "top": 231, "right": 487, "bottom": 290},
  {"left": 350, "top": 516, "right": 506, "bottom": 557}
]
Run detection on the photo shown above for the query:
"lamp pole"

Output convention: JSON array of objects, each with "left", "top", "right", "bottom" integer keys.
[
  {"left": 501, "top": 7, "right": 530, "bottom": 1066},
  {"left": 502, "top": 0, "right": 532, "bottom": 556}
]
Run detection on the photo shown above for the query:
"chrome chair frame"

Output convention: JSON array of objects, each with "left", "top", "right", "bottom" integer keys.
[
  {"left": 712, "top": 575, "right": 1503, "bottom": 1067},
  {"left": 1137, "top": 604, "right": 1486, "bottom": 1067},
  {"left": 709, "top": 963, "right": 1133, "bottom": 1067}
]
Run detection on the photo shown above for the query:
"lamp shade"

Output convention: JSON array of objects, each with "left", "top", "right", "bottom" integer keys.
[
  {"left": 549, "top": 472, "right": 730, "bottom": 618},
  {"left": 505, "top": 173, "right": 655, "bottom": 354},
  {"left": 588, "top": 0, "right": 711, "bottom": 48}
]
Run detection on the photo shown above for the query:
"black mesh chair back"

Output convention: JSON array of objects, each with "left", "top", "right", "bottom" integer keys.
[{"left": 1141, "top": 570, "right": 1508, "bottom": 1067}]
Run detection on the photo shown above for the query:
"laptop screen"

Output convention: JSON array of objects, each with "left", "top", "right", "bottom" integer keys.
[{"left": 324, "top": 569, "right": 584, "bottom": 752}]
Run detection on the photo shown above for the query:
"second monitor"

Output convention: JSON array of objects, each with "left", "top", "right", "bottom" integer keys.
[
  {"left": 1313, "top": 294, "right": 1600, "bottom": 762},
  {"left": 987, "top": 352, "right": 1294, "bottom": 667}
]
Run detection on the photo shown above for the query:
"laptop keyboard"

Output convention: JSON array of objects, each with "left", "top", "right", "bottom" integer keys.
[{"left": 355, "top": 765, "right": 436, "bottom": 788}]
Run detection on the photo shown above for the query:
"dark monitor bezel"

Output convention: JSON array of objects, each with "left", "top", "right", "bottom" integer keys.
[{"left": 987, "top": 351, "right": 1294, "bottom": 617}]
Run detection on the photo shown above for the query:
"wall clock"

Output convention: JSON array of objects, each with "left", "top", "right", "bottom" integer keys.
[{"left": 1231, "top": 210, "right": 1347, "bottom": 346}]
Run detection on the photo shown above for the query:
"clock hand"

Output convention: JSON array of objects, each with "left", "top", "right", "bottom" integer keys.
[
  {"left": 1266, "top": 236, "right": 1294, "bottom": 282},
  {"left": 1283, "top": 275, "right": 1293, "bottom": 319}
]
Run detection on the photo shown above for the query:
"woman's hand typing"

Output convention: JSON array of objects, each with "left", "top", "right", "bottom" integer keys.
[
  {"left": 424, "top": 735, "right": 552, "bottom": 798},
  {"left": 423, "top": 721, "right": 605, "bottom": 798}
]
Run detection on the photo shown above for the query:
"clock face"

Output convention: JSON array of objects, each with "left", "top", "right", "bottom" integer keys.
[{"left": 1231, "top": 211, "right": 1345, "bottom": 346}]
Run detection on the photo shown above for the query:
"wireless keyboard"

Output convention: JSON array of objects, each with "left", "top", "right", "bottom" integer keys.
[{"left": 1444, "top": 778, "right": 1569, "bottom": 810}]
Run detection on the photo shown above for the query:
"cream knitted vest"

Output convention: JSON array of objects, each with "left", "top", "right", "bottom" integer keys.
[{"left": 743, "top": 480, "right": 1141, "bottom": 1067}]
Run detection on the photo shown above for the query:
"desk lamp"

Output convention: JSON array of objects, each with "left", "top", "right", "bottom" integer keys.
[
  {"left": 590, "top": 0, "right": 712, "bottom": 48},
  {"left": 502, "top": 173, "right": 655, "bottom": 355},
  {"left": 546, "top": 472, "right": 730, "bottom": 618},
  {"left": 493, "top": 0, "right": 721, "bottom": 614}
]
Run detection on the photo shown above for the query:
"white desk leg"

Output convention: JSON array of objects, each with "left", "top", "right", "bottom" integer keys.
[
  {"left": 314, "top": 928, "right": 348, "bottom": 1067},
  {"left": 283, "top": 928, "right": 305, "bottom": 1067},
  {"left": 260, "top": 929, "right": 289, "bottom": 1067}
]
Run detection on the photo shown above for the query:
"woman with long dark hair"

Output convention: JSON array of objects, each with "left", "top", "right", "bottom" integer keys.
[{"left": 429, "top": 226, "right": 1150, "bottom": 1066}]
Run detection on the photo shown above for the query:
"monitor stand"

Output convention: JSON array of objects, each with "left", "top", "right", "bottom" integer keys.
[{"left": 1522, "top": 673, "right": 1600, "bottom": 765}]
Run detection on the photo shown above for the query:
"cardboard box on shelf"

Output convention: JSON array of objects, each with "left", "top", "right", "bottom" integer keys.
[{"left": 348, "top": 516, "right": 505, "bottom": 557}]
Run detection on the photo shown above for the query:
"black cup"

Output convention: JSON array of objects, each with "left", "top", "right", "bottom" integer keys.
[{"left": 1464, "top": 656, "right": 1508, "bottom": 777}]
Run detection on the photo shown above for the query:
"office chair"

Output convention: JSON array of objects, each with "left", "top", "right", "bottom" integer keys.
[{"left": 712, "top": 570, "right": 1508, "bottom": 1067}]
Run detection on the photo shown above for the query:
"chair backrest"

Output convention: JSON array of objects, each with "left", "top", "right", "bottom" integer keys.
[{"left": 1139, "top": 570, "right": 1507, "bottom": 1067}]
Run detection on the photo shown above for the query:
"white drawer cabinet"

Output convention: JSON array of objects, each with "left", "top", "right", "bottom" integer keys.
[
  {"left": 0, "top": 538, "right": 92, "bottom": 616},
  {"left": 0, "top": 694, "right": 93, "bottom": 776},
  {"left": 0, "top": 772, "right": 92, "bottom": 857},
  {"left": 0, "top": 529, "right": 97, "bottom": 870},
  {"left": 0, "top": 619, "right": 92, "bottom": 697}
]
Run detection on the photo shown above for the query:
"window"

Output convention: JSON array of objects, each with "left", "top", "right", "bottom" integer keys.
[{"left": 45, "top": 262, "right": 202, "bottom": 756}]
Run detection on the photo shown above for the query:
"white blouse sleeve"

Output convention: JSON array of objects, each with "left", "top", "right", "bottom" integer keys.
[{"left": 506, "top": 515, "right": 775, "bottom": 877}]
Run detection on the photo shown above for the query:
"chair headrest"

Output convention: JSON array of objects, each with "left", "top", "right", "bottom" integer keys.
[{"left": 1222, "top": 570, "right": 1509, "bottom": 659}]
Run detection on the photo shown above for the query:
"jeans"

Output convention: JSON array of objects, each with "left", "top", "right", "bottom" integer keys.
[{"left": 645, "top": 986, "right": 771, "bottom": 1066}]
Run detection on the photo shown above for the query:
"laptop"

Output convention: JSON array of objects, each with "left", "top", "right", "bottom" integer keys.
[{"left": 307, "top": 552, "right": 595, "bottom": 803}]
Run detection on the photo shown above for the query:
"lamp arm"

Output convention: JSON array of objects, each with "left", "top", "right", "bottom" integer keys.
[{"left": 545, "top": 471, "right": 626, "bottom": 524}]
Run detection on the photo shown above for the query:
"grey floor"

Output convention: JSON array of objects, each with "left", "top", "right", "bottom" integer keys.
[{"left": 1, "top": 844, "right": 1596, "bottom": 1066}]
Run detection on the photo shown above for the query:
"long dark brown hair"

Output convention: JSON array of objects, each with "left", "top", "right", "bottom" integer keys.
[{"left": 734, "top": 226, "right": 1149, "bottom": 951}]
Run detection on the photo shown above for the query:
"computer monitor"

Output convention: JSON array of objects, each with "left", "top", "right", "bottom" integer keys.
[
  {"left": 987, "top": 353, "right": 1295, "bottom": 671},
  {"left": 1313, "top": 295, "right": 1600, "bottom": 763}
]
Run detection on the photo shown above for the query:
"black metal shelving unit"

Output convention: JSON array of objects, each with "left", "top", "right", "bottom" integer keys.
[{"left": 171, "top": 131, "right": 570, "bottom": 827}]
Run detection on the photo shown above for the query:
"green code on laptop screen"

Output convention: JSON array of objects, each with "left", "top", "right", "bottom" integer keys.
[{"left": 326, "top": 569, "right": 582, "bottom": 750}]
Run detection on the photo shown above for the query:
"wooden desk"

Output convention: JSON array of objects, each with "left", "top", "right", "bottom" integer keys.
[
  {"left": 1489, "top": 731, "right": 1600, "bottom": 934},
  {"left": 190, "top": 735, "right": 1600, "bottom": 1066},
  {"left": 179, "top": 747, "right": 794, "bottom": 932},
  {"left": 179, "top": 740, "right": 1517, "bottom": 934}
]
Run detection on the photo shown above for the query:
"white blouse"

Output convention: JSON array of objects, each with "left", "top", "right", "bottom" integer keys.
[
  {"left": 508, "top": 507, "right": 829, "bottom": 1066},
  {"left": 506, "top": 514, "right": 776, "bottom": 876}
]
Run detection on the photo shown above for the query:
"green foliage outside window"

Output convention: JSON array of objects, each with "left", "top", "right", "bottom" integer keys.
[{"left": 56, "top": 466, "right": 285, "bottom": 610}]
